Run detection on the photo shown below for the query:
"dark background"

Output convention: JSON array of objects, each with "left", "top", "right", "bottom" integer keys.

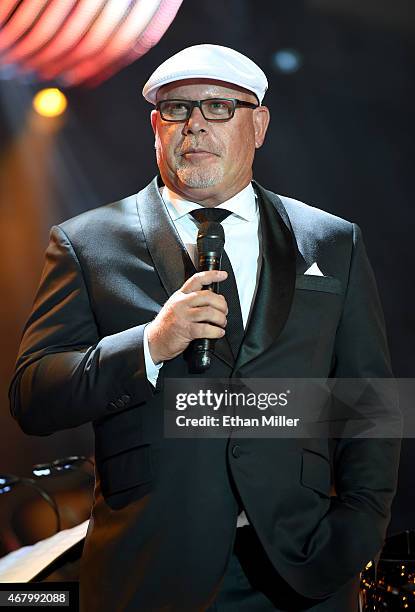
[{"left": 0, "top": 0, "right": 414, "bottom": 554}]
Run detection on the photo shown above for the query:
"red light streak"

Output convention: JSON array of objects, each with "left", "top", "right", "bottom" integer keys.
[{"left": 0, "top": 0, "right": 184, "bottom": 87}]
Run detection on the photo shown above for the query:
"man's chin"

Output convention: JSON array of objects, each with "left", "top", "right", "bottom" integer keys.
[{"left": 176, "top": 169, "right": 224, "bottom": 190}]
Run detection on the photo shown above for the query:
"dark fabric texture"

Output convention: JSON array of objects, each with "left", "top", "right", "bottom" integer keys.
[
  {"left": 9, "top": 176, "right": 400, "bottom": 611},
  {"left": 189, "top": 207, "right": 244, "bottom": 358},
  {"left": 207, "top": 526, "right": 360, "bottom": 611}
]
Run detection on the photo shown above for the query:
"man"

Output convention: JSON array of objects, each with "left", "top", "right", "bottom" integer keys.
[{"left": 9, "top": 45, "right": 400, "bottom": 611}]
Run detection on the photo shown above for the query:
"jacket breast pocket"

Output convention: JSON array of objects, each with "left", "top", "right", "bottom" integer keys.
[
  {"left": 300, "top": 449, "right": 332, "bottom": 497},
  {"left": 295, "top": 275, "right": 342, "bottom": 295},
  {"left": 98, "top": 443, "right": 153, "bottom": 499}
]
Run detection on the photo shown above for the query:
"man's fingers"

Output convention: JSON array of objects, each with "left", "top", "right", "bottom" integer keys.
[
  {"left": 187, "top": 291, "right": 228, "bottom": 313},
  {"left": 182, "top": 270, "right": 227, "bottom": 294},
  {"left": 189, "top": 322, "right": 226, "bottom": 339},
  {"left": 190, "top": 306, "right": 227, "bottom": 327}
]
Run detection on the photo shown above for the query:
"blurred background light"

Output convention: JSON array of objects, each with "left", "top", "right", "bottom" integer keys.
[
  {"left": 0, "top": 0, "right": 184, "bottom": 87},
  {"left": 32, "top": 88, "right": 67, "bottom": 117},
  {"left": 272, "top": 49, "right": 303, "bottom": 74}
]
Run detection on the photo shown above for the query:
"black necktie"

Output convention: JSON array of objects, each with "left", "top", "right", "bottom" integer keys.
[{"left": 189, "top": 208, "right": 244, "bottom": 359}]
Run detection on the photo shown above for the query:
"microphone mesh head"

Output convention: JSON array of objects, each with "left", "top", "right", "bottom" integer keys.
[{"left": 197, "top": 221, "right": 225, "bottom": 255}]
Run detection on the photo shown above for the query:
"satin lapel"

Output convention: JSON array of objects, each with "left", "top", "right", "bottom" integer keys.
[
  {"left": 234, "top": 182, "right": 297, "bottom": 372},
  {"left": 135, "top": 177, "right": 234, "bottom": 368}
]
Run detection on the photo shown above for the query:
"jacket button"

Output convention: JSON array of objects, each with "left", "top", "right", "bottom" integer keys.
[
  {"left": 231, "top": 445, "right": 241, "bottom": 458},
  {"left": 121, "top": 394, "right": 131, "bottom": 404},
  {"left": 115, "top": 398, "right": 125, "bottom": 408},
  {"left": 107, "top": 402, "right": 118, "bottom": 411}
]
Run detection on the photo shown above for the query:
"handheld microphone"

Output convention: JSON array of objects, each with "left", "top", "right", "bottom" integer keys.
[{"left": 187, "top": 221, "right": 225, "bottom": 373}]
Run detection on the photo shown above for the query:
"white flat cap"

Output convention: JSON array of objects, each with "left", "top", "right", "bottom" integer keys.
[{"left": 142, "top": 44, "right": 268, "bottom": 104}]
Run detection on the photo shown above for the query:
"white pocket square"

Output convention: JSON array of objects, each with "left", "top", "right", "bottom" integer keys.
[{"left": 304, "top": 262, "right": 325, "bottom": 276}]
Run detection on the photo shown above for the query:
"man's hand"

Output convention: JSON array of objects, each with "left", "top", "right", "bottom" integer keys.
[{"left": 146, "top": 270, "right": 228, "bottom": 364}]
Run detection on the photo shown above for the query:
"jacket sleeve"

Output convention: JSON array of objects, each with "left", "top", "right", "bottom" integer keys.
[
  {"left": 328, "top": 224, "right": 401, "bottom": 577},
  {"left": 289, "top": 223, "right": 401, "bottom": 598},
  {"left": 9, "top": 225, "right": 155, "bottom": 435}
]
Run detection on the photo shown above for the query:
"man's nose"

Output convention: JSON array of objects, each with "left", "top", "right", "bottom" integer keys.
[{"left": 182, "top": 106, "right": 209, "bottom": 135}]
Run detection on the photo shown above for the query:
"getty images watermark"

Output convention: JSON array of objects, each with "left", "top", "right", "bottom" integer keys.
[
  {"left": 163, "top": 378, "right": 405, "bottom": 439},
  {"left": 175, "top": 387, "right": 300, "bottom": 429}
]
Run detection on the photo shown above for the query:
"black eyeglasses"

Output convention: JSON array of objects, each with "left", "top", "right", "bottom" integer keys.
[{"left": 155, "top": 98, "right": 259, "bottom": 122}]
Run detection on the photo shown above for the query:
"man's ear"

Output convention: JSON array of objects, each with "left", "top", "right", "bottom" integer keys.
[
  {"left": 150, "top": 109, "right": 158, "bottom": 135},
  {"left": 253, "top": 106, "right": 270, "bottom": 148}
]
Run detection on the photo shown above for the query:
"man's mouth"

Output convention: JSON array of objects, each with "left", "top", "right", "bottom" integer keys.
[{"left": 181, "top": 148, "right": 218, "bottom": 158}]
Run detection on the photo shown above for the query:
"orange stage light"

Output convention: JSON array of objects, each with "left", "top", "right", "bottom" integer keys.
[{"left": 32, "top": 88, "right": 67, "bottom": 117}]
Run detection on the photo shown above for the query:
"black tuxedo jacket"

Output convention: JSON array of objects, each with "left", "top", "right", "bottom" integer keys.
[{"left": 9, "top": 177, "right": 400, "bottom": 611}]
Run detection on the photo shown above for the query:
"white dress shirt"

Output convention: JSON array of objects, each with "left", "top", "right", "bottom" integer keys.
[{"left": 143, "top": 182, "right": 262, "bottom": 527}]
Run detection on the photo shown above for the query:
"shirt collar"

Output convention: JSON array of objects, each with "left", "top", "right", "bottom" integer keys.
[{"left": 161, "top": 183, "right": 257, "bottom": 223}]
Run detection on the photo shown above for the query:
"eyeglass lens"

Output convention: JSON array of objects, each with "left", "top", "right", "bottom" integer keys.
[{"left": 159, "top": 99, "right": 235, "bottom": 121}]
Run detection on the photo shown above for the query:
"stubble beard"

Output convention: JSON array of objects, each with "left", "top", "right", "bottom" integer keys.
[
  {"left": 175, "top": 158, "right": 225, "bottom": 188},
  {"left": 155, "top": 137, "right": 225, "bottom": 189}
]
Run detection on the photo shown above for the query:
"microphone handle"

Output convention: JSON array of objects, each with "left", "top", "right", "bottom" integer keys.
[{"left": 188, "top": 252, "right": 222, "bottom": 373}]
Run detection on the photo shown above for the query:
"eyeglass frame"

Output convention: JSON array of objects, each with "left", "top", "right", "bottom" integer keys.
[{"left": 155, "top": 98, "right": 259, "bottom": 123}]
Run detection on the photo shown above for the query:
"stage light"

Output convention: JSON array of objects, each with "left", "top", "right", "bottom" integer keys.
[
  {"left": 272, "top": 49, "right": 303, "bottom": 74},
  {"left": 32, "top": 87, "right": 67, "bottom": 117},
  {"left": 0, "top": 0, "right": 184, "bottom": 87},
  {"left": 32, "top": 456, "right": 94, "bottom": 478},
  {"left": 32, "top": 464, "right": 52, "bottom": 477}
]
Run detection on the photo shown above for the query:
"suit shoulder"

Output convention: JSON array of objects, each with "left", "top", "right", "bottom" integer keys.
[
  {"left": 57, "top": 194, "right": 138, "bottom": 241},
  {"left": 277, "top": 193, "right": 354, "bottom": 236}
]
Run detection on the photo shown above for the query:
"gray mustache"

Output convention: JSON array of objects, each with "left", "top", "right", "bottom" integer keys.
[{"left": 177, "top": 139, "right": 221, "bottom": 156}]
